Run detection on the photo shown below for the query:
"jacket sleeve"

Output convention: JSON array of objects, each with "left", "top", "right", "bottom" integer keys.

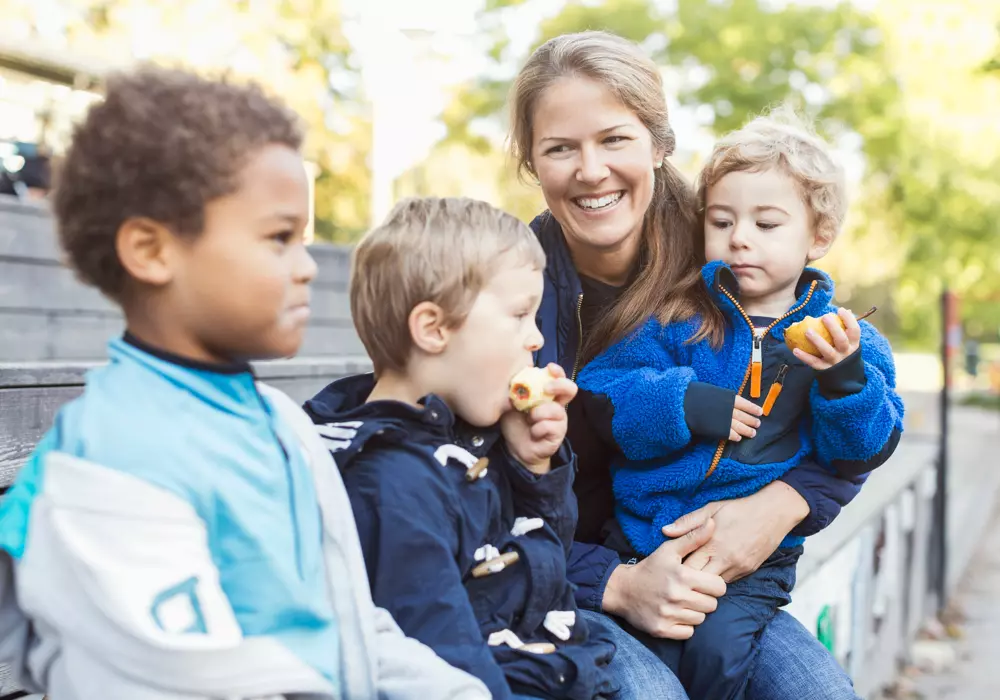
[
  {"left": 370, "top": 606, "right": 492, "bottom": 700},
  {"left": 577, "top": 319, "right": 735, "bottom": 462},
  {"left": 810, "top": 323, "right": 905, "bottom": 469},
  {"left": 781, "top": 460, "right": 868, "bottom": 537},
  {"left": 566, "top": 541, "right": 621, "bottom": 612},
  {"left": 0, "top": 452, "right": 330, "bottom": 700},
  {"left": 500, "top": 440, "right": 578, "bottom": 553},
  {"left": 345, "top": 457, "right": 512, "bottom": 700}
]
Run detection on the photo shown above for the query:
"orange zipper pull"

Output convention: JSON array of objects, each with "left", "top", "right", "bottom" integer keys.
[
  {"left": 762, "top": 364, "right": 789, "bottom": 416},
  {"left": 750, "top": 333, "right": 763, "bottom": 398}
]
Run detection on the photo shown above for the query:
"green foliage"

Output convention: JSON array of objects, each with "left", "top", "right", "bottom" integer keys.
[
  {"left": 20, "top": 0, "right": 370, "bottom": 242},
  {"left": 441, "top": 0, "right": 1000, "bottom": 349}
]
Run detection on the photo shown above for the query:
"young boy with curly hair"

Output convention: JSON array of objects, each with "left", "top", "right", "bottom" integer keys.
[
  {"left": 578, "top": 110, "right": 905, "bottom": 699},
  {"left": 0, "top": 66, "right": 487, "bottom": 700}
]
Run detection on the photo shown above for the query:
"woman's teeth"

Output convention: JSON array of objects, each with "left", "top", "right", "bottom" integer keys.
[{"left": 574, "top": 191, "right": 623, "bottom": 210}]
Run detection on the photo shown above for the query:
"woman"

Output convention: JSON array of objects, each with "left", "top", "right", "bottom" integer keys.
[{"left": 509, "top": 31, "right": 866, "bottom": 699}]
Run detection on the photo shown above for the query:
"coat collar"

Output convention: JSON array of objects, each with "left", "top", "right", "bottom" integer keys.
[
  {"left": 700, "top": 260, "right": 835, "bottom": 336},
  {"left": 303, "top": 373, "right": 502, "bottom": 467}
]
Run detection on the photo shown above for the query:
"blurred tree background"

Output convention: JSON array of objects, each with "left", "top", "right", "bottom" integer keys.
[
  {"left": 431, "top": 0, "right": 1000, "bottom": 350},
  {"left": 2, "top": 0, "right": 998, "bottom": 348},
  {"left": 5, "top": 0, "right": 372, "bottom": 242}
]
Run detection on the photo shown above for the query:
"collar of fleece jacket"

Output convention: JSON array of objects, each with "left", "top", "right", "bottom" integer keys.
[{"left": 700, "top": 260, "right": 836, "bottom": 338}]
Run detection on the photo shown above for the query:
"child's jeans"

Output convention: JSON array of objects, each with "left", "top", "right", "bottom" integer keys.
[{"left": 616, "top": 545, "right": 802, "bottom": 700}]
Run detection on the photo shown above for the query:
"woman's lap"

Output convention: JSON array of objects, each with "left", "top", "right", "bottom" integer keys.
[
  {"left": 749, "top": 610, "right": 859, "bottom": 700},
  {"left": 578, "top": 609, "right": 688, "bottom": 699},
  {"left": 579, "top": 609, "right": 859, "bottom": 700}
]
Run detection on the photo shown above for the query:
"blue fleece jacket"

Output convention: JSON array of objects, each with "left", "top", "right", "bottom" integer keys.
[
  {"left": 577, "top": 261, "right": 905, "bottom": 557},
  {"left": 530, "top": 211, "right": 881, "bottom": 607}
]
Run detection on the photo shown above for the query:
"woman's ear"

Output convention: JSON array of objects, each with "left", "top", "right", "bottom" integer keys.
[
  {"left": 116, "top": 217, "right": 177, "bottom": 287},
  {"left": 409, "top": 301, "right": 450, "bottom": 355}
]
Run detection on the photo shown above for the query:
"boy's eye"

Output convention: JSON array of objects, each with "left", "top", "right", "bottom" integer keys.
[
  {"left": 514, "top": 310, "right": 533, "bottom": 320},
  {"left": 757, "top": 222, "right": 779, "bottom": 231},
  {"left": 710, "top": 219, "right": 732, "bottom": 230},
  {"left": 271, "top": 230, "right": 294, "bottom": 244}
]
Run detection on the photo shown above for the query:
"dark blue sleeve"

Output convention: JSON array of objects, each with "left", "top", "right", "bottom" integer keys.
[
  {"left": 576, "top": 319, "right": 700, "bottom": 461},
  {"left": 566, "top": 541, "right": 621, "bottom": 612},
  {"left": 343, "top": 456, "right": 512, "bottom": 700},
  {"left": 781, "top": 460, "right": 867, "bottom": 537},
  {"left": 810, "top": 323, "right": 905, "bottom": 467},
  {"left": 500, "top": 440, "right": 578, "bottom": 554}
]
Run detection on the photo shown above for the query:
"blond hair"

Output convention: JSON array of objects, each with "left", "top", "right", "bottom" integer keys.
[
  {"left": 508, "top": 31, "right": 721, "bottom": 357},
  {"left": 351, "top": 197, "right": 545, "bottom": 374},
  {"left": 698, "top": 106, "right": 848, "bottom": 244}
]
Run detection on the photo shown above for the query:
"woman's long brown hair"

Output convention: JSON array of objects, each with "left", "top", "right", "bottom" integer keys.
[{"left": 509, "top": 31, "right": 726, "bottom": 361}]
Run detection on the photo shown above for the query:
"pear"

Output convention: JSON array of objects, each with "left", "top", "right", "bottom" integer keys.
[
  {"left": 509, "top": 366, "right": 556, "bottom": 412},
  {"left": 785, "top": 307, "right": 877, "bottom": 357}
]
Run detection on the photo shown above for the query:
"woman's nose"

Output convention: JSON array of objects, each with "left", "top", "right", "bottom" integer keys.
[{"left": 575, "top": 145, "right": 610, "bottom": 184}]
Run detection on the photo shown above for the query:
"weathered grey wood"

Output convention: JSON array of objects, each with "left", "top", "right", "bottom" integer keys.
[
  {"left": 0, "top": 260, "right": 116, "bottom": 312},
  {"left": 0, "top": 356, "right": 373, "bottom": 488},
  {"left": 0, "top": 195, "right": 59, "bottom": 261},
  {"left": 0, "top": 195, "right": 361, "bottom": 362},
  {"left": 0, "top": 356, "right": 371, "bottom": 388},
  {"left": 0, "top": 385, "right": 80, "bottom": 488},
  {"left": 0, "top": 310, "right": 124, "bottom": 361}
]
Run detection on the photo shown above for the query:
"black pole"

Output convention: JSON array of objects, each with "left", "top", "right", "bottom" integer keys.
[{"left": 933, "top": 289, "right": 951, "bottom": 611}]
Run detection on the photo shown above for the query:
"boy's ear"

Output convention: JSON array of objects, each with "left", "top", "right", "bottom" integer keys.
[
  {"left": 116, "top": 217, "right": 177, "bottom": 287},
  {"left": 409, "top": 301, "right": 450, "bottom": 355},
  {"left": 807, "top": 224, "right": 835, "bottom": 263}
]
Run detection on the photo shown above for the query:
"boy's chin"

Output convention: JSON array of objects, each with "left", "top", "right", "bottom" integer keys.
[
  {"left": 239, "top": 340, "right": 303, "bottom": 363},
  {"left": 456, "top": 400, "right": 507, "bottom": 429}
]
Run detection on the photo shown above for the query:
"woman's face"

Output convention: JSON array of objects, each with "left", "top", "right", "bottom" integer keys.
[{"left": 531, "top": 76, "right": 663, "bottom": 261}]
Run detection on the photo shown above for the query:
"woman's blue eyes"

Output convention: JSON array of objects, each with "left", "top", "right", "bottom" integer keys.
[{"left": 544, "top": 135, "right": 630, "bottom": 155}]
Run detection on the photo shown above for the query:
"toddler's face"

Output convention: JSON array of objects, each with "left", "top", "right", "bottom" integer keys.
[
  {"left": 439, "top": 256, "right": 545, "bottom": 427},
  {"left": 170, "top": 144, "right": 317, "bottom": 361},
  {"left": 703, "top": 167, "right": 826, "bottom": 313}
]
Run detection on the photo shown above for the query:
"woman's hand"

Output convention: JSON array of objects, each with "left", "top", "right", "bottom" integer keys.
[
  {"left": 602, "top": 520, "right": 727, "bottom": 639},
  {"left": 661, "top": 481, "right": 809, "bottom": 583}
]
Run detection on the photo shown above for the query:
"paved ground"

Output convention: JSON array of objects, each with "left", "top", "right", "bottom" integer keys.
[{"left": 909, "top": 495, "right": 1000, "bottom": 699}]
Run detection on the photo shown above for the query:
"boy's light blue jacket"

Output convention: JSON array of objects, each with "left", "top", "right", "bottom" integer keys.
[
  {"left": 577, "top": 262, "right": 905, "bottom": 557},
  {"left": 0, "top": 337, "right": 488, "bottom": 700}
]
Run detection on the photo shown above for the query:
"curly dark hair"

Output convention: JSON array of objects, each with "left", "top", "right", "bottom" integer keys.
[{"left": 53, "top": 65, "right": 303, "bottom": 299}]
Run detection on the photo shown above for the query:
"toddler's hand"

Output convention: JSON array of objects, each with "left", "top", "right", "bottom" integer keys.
[
  {"left": 793, "top": 308, "right": 862, "bottom": 371},
  {"left": 501, "top": 364, "right": 577, "bottom": 474},
  {"left": 730, "top": 396, "right": 762, "bottom": 442}
]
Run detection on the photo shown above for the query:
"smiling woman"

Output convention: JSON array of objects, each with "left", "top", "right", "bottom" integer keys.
[{"left": 508, "top": 30, "right": 865, "bottom": 700}]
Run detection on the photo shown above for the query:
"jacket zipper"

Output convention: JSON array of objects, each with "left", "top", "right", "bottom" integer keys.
[
  {"left": 762, "top": 364, "right": 789, "bottom": 417},
  {"left": 703, "top": 281, "right": 818, "bottom": 480},
  {"left": 253, "top": 384, "right": 307, "bottom": 580},
  {"left": 570, "top": 293, "right": 584, "bottom": 381}
]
